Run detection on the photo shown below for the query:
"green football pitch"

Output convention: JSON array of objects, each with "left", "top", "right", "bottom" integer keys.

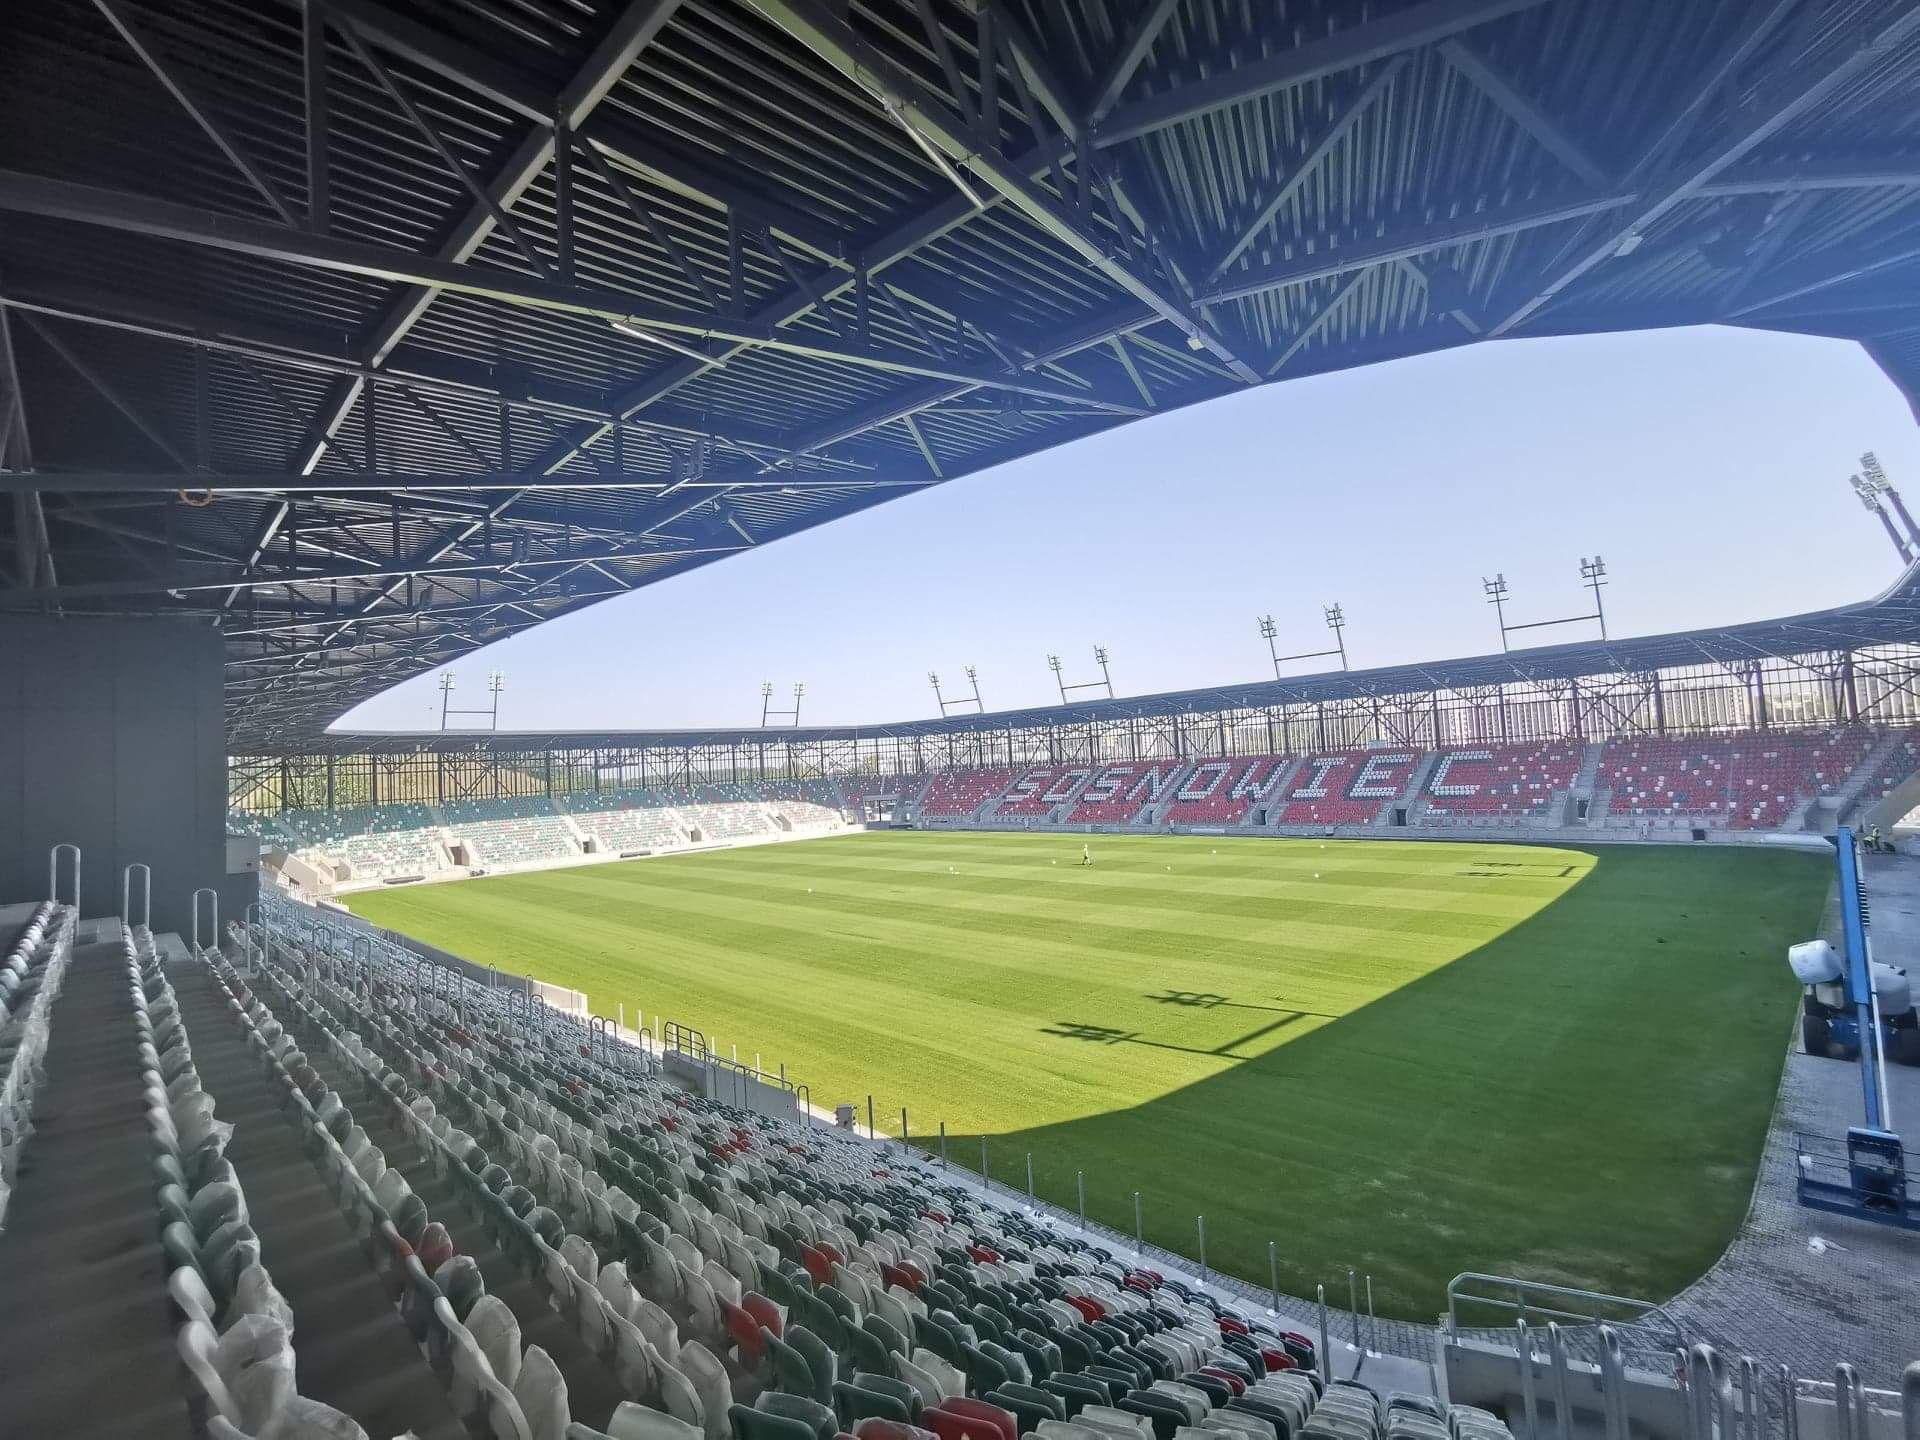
[{"left": 347, "top": 831, "right": 1827, "bottom": 1320}]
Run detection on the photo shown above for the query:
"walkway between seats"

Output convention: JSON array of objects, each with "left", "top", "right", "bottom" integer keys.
[
  {"left": 171, "top": 957, "right": 467, "bottom": 1440},
  {"left": 300, "top": 1013, "right": 635, "bottom": 1428},
  {"left": 0, "top": 930, "right": 192, "bottom": 1440}
]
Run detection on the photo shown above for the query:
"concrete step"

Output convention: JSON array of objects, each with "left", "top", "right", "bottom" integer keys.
[
  {"left": 171, "top": 961, "right": 466, "bottom": 1440},
  {"left": 0, "top": 927, "right": 194, "bottom": 1440}
]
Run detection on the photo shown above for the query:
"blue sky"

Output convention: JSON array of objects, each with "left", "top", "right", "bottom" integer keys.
[{"left": 339, "top": 325, "right": 1920, "bottom": 734}]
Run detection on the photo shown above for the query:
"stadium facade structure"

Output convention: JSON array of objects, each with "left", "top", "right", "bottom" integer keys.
[
  {"left": 6, "top": 0, "right": 1920, "bottom": 755},
  {"left": 233, "top": 564, "right": 1920, "bottom": 822}
]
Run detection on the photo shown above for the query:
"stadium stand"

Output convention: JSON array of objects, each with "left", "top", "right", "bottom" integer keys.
[
  {"left": 1163, "top": 756, "right": 1296, "bottom": 825},
  {"left": 996, "top": 766, "right": 1095, "bottom": 817},
  {"left": 1597, "top": 728, "right": 1880, "bottom": 830},
  {"left": 1419, "top": 743, "right": 1585, "bottom": 823},
  {"left": 281, "top": 805, "right": 448, "bottom": 881},
  {"left": 216, "top": 898, "right": 1481, "bottom": 1440},
  {"left": 919, "top": 768, "right": 1019, "bottom": 819},
  {"left": 1067, "top": 761, "right": 1192, "bottom": 824},
  {"left": 571, "top": 794, "right": 691, "bottom": 855},
  {"left": 1276, "top": 751, "right": 1420, "bottom": 827},
  {"left": 443, "top": 797, "right": 584, "bottom": 868},
  {"left": 682, "top": 802, "right": 775, "bottom": 842},
  {"left": 1850, "top": 727, "right": 1920, "bottom": 812}
]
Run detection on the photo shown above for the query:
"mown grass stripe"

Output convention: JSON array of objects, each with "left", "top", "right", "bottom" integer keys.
[{"left": 350, "top": 831, "right": 1823, "bottom": 1320}]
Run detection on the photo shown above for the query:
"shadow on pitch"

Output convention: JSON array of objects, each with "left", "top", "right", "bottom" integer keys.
[{"left": 908, "top": 844, "right": 1822, "bottom": 1324}]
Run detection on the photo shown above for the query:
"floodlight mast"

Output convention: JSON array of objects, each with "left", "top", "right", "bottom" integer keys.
[
  {"left": 1259, "top": 606, "right": 1350, "bottom": 676},
  {"left": 929, "top": 665, "right": 985, "bottom": 717},
  {"left": 759, "top": 681, "right": 804, "bottom": 728},
  {"left": 1485, "top": 559, "right": 1612, "bottom": 651},
  {"left": 1851, "top": 454, "right": 1918, "bottom": 561},
  {"left": 439, "top": 669, "right": 505, "bottom": 730},
  {"left": 1048, "top": 647, "right": 1116, "bottom": 704}
]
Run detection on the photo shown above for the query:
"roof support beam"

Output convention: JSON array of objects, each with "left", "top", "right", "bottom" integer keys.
[
  {"left": 1488, "top": 0, "right": 1920, "bottom": 335},
  {"left": 1207, "top": 58, "right": 1410, "bottom": 281},
  {"left": 1, "top": 470, "right": 931, "bottom": 496},
  {"left": 1093, "top": 0, "right": 1553, "bottom": 145},
  {"left": 1437, "top": 38, "right": 1610, "bottom": 190},
  {"left": 92, "top": 0, "right": 302, "bottom": 227},
  {"left": 0, "top": 287, "right": 873, "bottom": 471},
  {"left": 745, "top": 0, "right": 1260, "bottom": 384},
  {"left": 1198, "top": 191, "right": 1634, "bottom": 308},
  {"left": 1088, "top": 0, "right": 1182, "bottom": 124},
  {"left": 0, "top": 173, "right": 1139, "bottom": 413},
  {"left": 287, "top": 0, "right": 686, "bottom": 474}
]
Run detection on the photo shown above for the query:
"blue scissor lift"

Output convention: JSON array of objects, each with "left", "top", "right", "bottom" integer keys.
[{"left": 1794, "top": 827, "right": 1920, "bottom": 1229}]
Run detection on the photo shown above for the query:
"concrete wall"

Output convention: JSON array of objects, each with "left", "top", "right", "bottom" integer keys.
[{"left": 0, "top": 616, "right": 247, "bottom": 934}]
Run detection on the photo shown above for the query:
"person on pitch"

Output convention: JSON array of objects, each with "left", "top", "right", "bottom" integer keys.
[{"left": 1081, "top": 842, "right": 1093, "bottom": 867}]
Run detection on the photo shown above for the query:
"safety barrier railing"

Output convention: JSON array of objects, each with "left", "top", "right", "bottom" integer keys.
[
  {"left": 49, "top": 843, "right": 80, "bottom": 909},
  {"left": 122, "top": 862, "right": 150, "bottom": 933}
]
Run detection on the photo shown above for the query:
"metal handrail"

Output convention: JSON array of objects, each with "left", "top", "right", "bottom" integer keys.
[
  {"left": 122, "top": 862, "right": 151, "bottom": 931},
  {"left": 49, "top": 843, "right": 80, "bottom": 909},
  {"left": 191, "top": 887, "right": 218, "bottom": 951},
  {"left": 1447, "top": 1271, "right": 1684, "bottom": 1349}
]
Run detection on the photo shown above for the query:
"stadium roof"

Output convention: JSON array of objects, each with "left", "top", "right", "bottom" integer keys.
[
  {"left": 3, "top": 0, "right": 1920, "bottom": 751},
  {"left": 306, "top": 559, "right": 1920, "bottom": 753}
]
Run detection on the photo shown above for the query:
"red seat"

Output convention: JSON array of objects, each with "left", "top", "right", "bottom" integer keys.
[
  {"left": 966, "top": 1245, "right": 999, "bottom": 1264},
  {"left": 1261, "top": 1347, "right": 1293, "bottom": 1372},
  {"left": 1063, "top": 1294, "right": 1104, "bottom": 1323},
  {"left": 929, "top": 1399, "right": 1016, "bottom": 1440},
  {"left": 724, "top": 1300, "right": 766, "bottom": 1364},
  {"left": 802, "top": 1245, "right": 835, "bottom": 1285},
  {"left": 743, "top": 1291, "right": 784, "bottom": 1335},
  {"left": 1198, "top": 1366, "right": 1246, "bottom": 1396},
  {"left": 415, "top": 1221, "right": 456, "bottom": 1273},
  {"left": 1217, "top": 1316, "right": 1249, "bottom": 1336},
  {"left": 882, "top": 1262, "right": 922, "bottom": 1294}
]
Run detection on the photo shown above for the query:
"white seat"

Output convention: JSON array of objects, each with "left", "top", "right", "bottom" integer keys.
[
  {"left": 605, "top": 1401, "right": 704, "bottom": 1440},
  {"left": 909, "top": 1348, "right": 966, "bottom": 1403},
  {"left": 597, "top": 1260, "right": 642, "bottom": 1322},
  {"left": 469, "top": 1295, "right": 524, "bottom": 1389},
  {"left": 607, "top": 1313, "right": 658, "bottom": 1400},
  {"left": 634, "top": 1296, "right": 680, "bottom": 1361},
  {"left": 560, "top": 1233, "right": 600, "bottom": 1284},
  {"left": 177, "top": 1319, "right": 242, "bottom": 1426},
  {"left": 513, "top": 1344, "right": 571, "bottom": 1440},
  {"left": 655, "top": 1351, "right": 706, "bottom": 1434},
  {"left": 1080, "top": 1406, "right": 1157, "bottom": 1440},
  {"left": 678, "top": 1340, "right": 733, "bottom": 1440}
]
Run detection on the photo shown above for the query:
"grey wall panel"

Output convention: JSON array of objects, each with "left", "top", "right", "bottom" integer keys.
[{"left": 0, "top": 617, "right": 228, "bottom": 934}]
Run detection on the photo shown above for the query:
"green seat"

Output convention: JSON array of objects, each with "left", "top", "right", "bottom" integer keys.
[
  {"left": 1054, "top": 1328, "right": 1096, "bottom": 1372},
  {"left": 846, "top": 1323, "right": 891, "bottom": 1376},
  {"left": 850, "top": 1373, "right": 920, "bottom": 1420},
  {"left": 1010, "top": 1329, "right": 1059, "bottom": 1381},
  {"left": 785, "top": 1324, "right": 838, "bottom": 1407},
  {"left": 819, "top": 1284, "right": 860, "bottom": 1326},
  {"left": 913, "top": 1315, "right": 961, "bottom": 1366},
  {"left": 793, "top": 1292, "right": 849, "bottom": 1352},
  {"left": 962, "top": 1343, "right": 1011, "bottom": 1394},
  {"left": 1042, "top": 1375, "right": 1108, "bottom": 1417},
  {"left": 985, "top": 1388, "right": 1062, "bottom": 1434},
  {"left": 864, "top": 1313, "right": 908, "bottom": 1359},
  {"left": 767, "top": 1264, "right": 810, "bottom": 1305},
  {"left": 731, "top": 1402, "right": 823, "bottom": 1440},
  {"left": 980, "top": 1340, "right": 1029, "bottom": 1386},
  {"left": 833, "top": 1381, "right": 911, "bottom": 1428},
  {"left": 755, "top": 1392, "right": 837, "bottom": 1440}
]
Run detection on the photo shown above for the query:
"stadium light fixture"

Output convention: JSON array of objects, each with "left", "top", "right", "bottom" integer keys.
[
  {"left": 1260, "top": 608, "right": 1349, "bottom": 676},
  {"left": 760, "top": 681, "right": 803, "bottom": 728},
  {"left": 1853, "top": 452, "right": 1920, "bottom": 558},
  {"left": 1049, "top": 649, "right": 1115, "bottom": 704},
  {"left": 1485, "top": 561, "right": 1613, "bottom": 651},
  {"left": 609, "top": 317, "right": 724, "bottom": 368},
  {"left": 440, "top": 668, "right": 504, "bottom": 730},
  {"left": 929, "top": 666, "right": 985, "bottom": 717}
]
